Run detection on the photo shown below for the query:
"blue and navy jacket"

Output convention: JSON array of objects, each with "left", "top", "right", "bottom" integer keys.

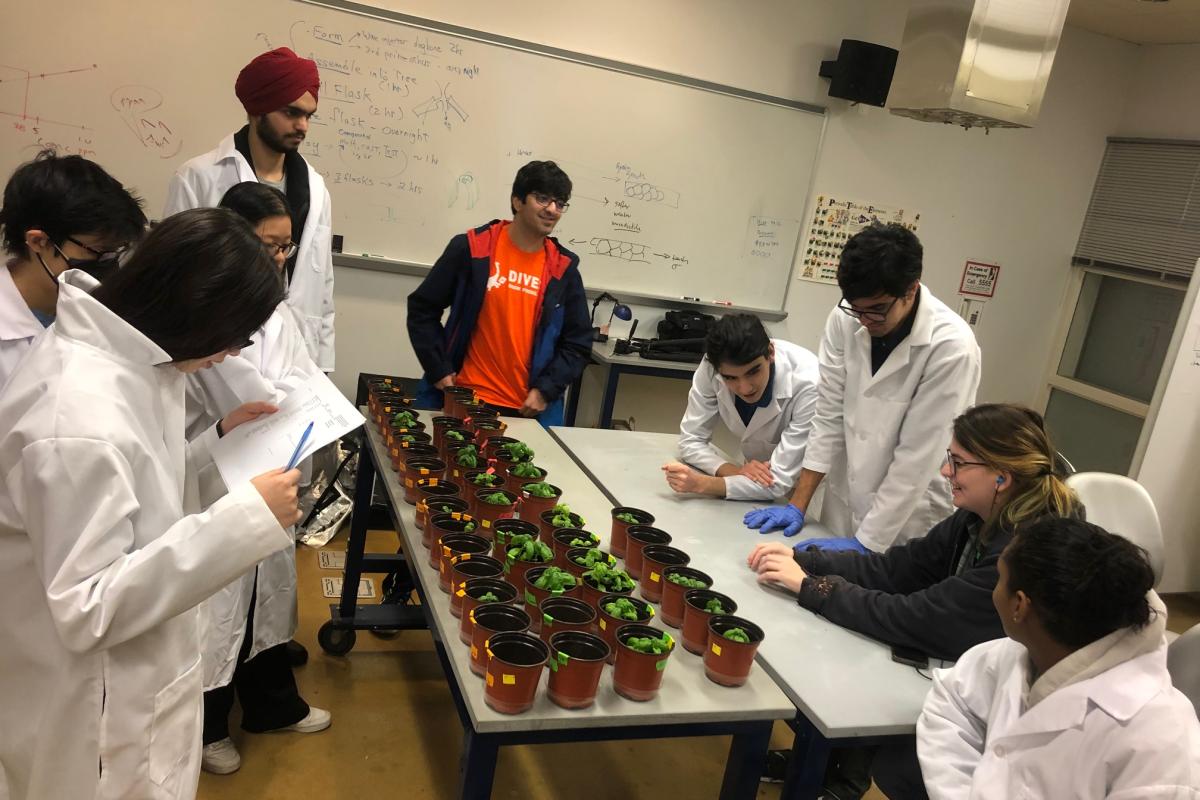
[{"left": 407, "top": 220, "right": 592, "bottom": 421}]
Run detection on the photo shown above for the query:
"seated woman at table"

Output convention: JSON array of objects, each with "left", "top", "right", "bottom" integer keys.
[
  {"left": 748, "top": 403, "right": 1082, "bottom": 796},
  {"left": 917, "top": 517, "right": 1199, "bottom": 800}
]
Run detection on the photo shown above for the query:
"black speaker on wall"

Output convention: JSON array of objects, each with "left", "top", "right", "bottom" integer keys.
[{"left": 819, "top": 40, "right": 899, "bottom": 107}]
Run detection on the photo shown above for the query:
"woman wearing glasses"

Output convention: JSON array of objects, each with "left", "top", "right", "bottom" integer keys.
[
  {"left": 183, "top": 182, "right": 328, "bottom": 776},
  {"left": 0, "top": 150, "right": 146, "bottom": 387},
  {"left": 749, "top": 403, "right": 1082, "bottom": 796}
]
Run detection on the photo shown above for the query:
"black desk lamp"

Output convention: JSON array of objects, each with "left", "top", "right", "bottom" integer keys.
[{"left": 591, "top": 292, "right": 632, "bottom": 342}]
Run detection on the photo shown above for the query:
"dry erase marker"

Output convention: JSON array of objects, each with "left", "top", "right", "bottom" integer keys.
[
  {"left": 285, "top": 421, "right": 315, "bottom": 470},
  {"left": 713, "top": 300, "right": 734, "bottom": 306}
]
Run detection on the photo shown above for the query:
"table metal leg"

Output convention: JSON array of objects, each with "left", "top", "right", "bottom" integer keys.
[
  {"left": 781, "top": 716, "right": 833, "bottom": 800},
  {"left": 457, "top": 727, "right": 500, "bottom": 800},
  {"left": 565, "top": 368, "right": 584, "bottom": 427},
  {"left": 719, "top": 720, "right": 773, "bottom": 800},
  {"left": 339, "top": 432, "right": 377, "bottom": 618},
  {"left": 598, "top": 365, "right": 621, "bottom": 430}
]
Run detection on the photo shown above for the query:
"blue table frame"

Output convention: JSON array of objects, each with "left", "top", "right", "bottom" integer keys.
[{"left": 565, "top": 343, "right": 697, "bottom": 429}]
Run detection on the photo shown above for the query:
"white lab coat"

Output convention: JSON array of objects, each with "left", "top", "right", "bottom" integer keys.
[
  {"left": 0, "top": 264, "right": 44, "bottom": 391},
  {"left": 802, "top": 285, "right": 980, "bottom": 551},
  {"left": 678, "top": 338, "right": 820, "bottom": 501},
  {"left": 185, "top": 304, "right": 319, "bottom": 690},
  {"left": 0, "top": 272, "right": 292, "bottom": 800},
  {"left": 918, "top": 630, "right": 1200, "bottom": 798},
  {"left": 164, "top": 133, "right": 336, "bottom": 371}
]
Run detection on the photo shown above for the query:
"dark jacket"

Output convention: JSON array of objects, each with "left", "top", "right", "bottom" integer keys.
[
  {"left": 407, "top": 220, "right": 591, "bottom": 411},
  {"left": 794, "top": 509, "right": 1007, "bottom": 661}
]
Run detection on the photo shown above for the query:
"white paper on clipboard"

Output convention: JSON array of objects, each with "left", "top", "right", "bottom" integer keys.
[{"left": 211, "top": 371, "right": 364, "bottom": 488}]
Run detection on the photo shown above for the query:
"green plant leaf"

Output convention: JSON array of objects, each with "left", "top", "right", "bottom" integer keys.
[
  {"left": 510, "top": 462, "right": 543, "bottom": 478},
  {"left": 666, "top": 573, "right": 708, "bottom": 589},
  {"left": 446, "top": 429, "right": 466, "bottom": 441},
  {"left": 478, "top": 591, "right": 499, "bottom": 603},
  {"left": 523, "top": 482, "right": 558, "bottom": 499},
  {"left": 602, "top": 597, "right": 642, "bottom": 621},
  {"left": 533, "top": 566, "right": 577, "bottom": 592},
  {"left": 625, "top": 633, "right": 672, "bottom": 654},
  {"left": 482, "top": 491, "right": 512, "bottom": 506},
  {"left": 505, "top": 534, "right": 553, "bottom": 563},
  {"left": 391, "top": 410, "right": 417, "bottom": 427},
  {"left": 500, "top": 441, "right": 535, "bottom": 462},
  {"left": 704, "top": 597, "right": 726, "bottom": 615},
  {"left": 471, "top": 472, "right": 500, "bottom": 486},
  {"left": 456, "top": 445, "right": 480, "bottom": 468},
  {"left": 723, "top": 627, "right": 751, "bottom": 643},
  {"left": 615, "top": 512, "right": 639, "bottom": 524}
]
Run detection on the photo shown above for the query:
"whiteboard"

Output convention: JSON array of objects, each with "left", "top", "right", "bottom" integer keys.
[{"left": 0, "top": 0, "right": 824, "bottom": 309}]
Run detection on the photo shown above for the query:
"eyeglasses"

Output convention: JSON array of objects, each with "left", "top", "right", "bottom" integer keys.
[
  {"left": 837, "top": 296, "right": 899, "bottom": 323},
  {"left": 945, "top": 449, "right": 990, "bottom": 478},
  {"left": 233, "top": 337, "right": 255, "bottom": 351},
  {"left": 57, "top": 235, "right": 130, "bottom": 268},
  {"left": 265, "top": 241, "right": 298, "bottom": 259},
  {"left": 530, "top": 192, "right": 569, "bottom": 213}
]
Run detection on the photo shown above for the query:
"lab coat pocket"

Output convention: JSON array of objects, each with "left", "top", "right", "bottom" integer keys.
[
  {"left": 149, "top": 657, "right": 202, "bottom": 794},
  {"left": 299, "top": 313, "right": 322, "bottom": 355}
]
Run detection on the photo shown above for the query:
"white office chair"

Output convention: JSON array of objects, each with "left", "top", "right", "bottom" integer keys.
[
  {"left": 1065, "top": 472, "right": 1165, "bottom": 587},
  {"left": 1168, "top": 623, "right": 1200, "bottom": 716}
]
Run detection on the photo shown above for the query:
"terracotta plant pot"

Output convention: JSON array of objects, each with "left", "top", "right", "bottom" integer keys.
[
  {"left": 638, "top": 545, "right": 691, "bottom": 604},
  {"left": 681, "top": 589, "right": 739, "bottom": 655},
  {"left": 462, "top": 470, "right": 505, "bottom": 518},
  {"left": 580, "top": 570, "right": 635, "bottom": 612},
  {"left": 523, "top": 566, "right": 582, "bottom": 633},
  {"left": 612, "top": 623, "right": 676, "bottom": 702},
  {"left": 704, "top": 615, "right": 765, "bottom": 687},
  {"left": 539, "top": 509, "right": 584, "bottom": 544},
  {"left": 472, "top": 418, "right": 509, "bottom": 444},
  {"left": 402, "top": 457, "right": 447, "bottom": 505},
  {"left": 438, "top": 533, "right": 491, "bottom": 593},
  {"left": 518, "top": 483, "right": 563, "bottom": 525},
  {"left": 414, "top": 480, "right": 462, "bottom": 531},
  {"left": 552, "top": 529, "right": 601, "bottom": 567},
  {"left": 504, "top": 553, "right": 555, "bottom": 591},
  {"left": 470, "top": 603, "right": 530, "bottom": 677},
  {"left": 446, "top": 442, "right": 485, "bottom": 483},
  {"left": 491, "top": 519, "right": 539, "bottom": 562},
  {"left": 449, "top": 555, "right": 504, "bottom": 617},
  {"left": 563, "top": 547, "right": 616, "bottom": 580},
  {"left": 376, "top": 396, "right": 413, "bottom": 430},
  {"left": 391, "top": 441, "right": 439, "bottom": 473},
  {"left": 596, "top": 593, "right": 655, "bottom": 664},
  {"left": 387, "top": 422, "right": 429, "bottom": 446},
  {"left": 368, "top": 387, "right": 404, "bottom": 420},
  {"left": 439, "top": 430, "right": 472, "bottom": 464},
  {"left": 659, "top": 566, "right": 713, "bottom": 628},
  {"left": 426, "top": 513, "right": 477, "bottom": 567},
  {"left": 474, "top": 489, "right": 519, "bottom": 536},
  {"left": 442, "top": 385, "right": 474, "bottom": 418},
  {"left": 459, "top": 578, "right": 518, "bottom": 644},
  {"left": 610, "top": 507, "right": 655, "bottom": 559},
  {"left": 431, "top": 415, "right": 466, "bottom": 451},
  {"left": 504, "top": 464, "right": 548, "bottom": 496},
  {"left": 540, "top": 597, "right": 598, "bottom": 645},
  {"left": 484, "top": 631, "right": 548, "bottom": 715},
  {"left": 625, "top": 526, "right": 672, "bottom": 581},
  {"left": 547, "top": 630, "right": 609, "bottom": 710},
  {"left": 481, "top": 435, "right": 520, "bottom": 460}
]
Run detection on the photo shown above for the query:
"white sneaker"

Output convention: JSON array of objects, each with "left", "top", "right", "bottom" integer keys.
[
  {"left": 201, "top": 738, "right": 241, "bottom": 774},
  {"left": 281, "top": 706, "right": 331, "bottom": 733}
]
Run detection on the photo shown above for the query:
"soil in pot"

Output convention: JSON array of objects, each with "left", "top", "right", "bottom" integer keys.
[
  {"left": 547, "top": 630, "right": 609, "bottom": 710},
  {"left": 596, "top": 594, "right": 655, "bottom": 664},
  {"left": 551, "top": 529, "right": 601, "bottom": 567},
  {"left": 491, "top": 518, "right": 538, "bottom": 562},
  {"left": 539, "top": 597, "right": 598, "bottom": 645},
  {"left": 704, "top": 615, "right": 765, "bottom": 687},
  {"left": 539, "top": 507, "right": 585, "bottom": 544},
  {"left": 458, "top": 578, "right": 518, "bottom": 644},
  {"left": 438, "top": 534, "right": 491, "bottom": 593},
  {"left": 523, "top": 566, "right": 581, "bottom": 633},
  {"left": 624, "top": 526, "right": 672, "bottom": 581},
  {"left": 470, "top": 603, "right": 530, "bottom": 677},
  {"left": 426, "top": 513, "right": 478, "bottom": 568},
  {"left": 518, "top": 482, "right": 563, "bottom": 524},
  {"left": 402, "top": 457, "right": 447, "bottom": 505},
  {"left": 580, "top": 563, "right": 636, "bottom": 612},
  {"left": 659, "top": 566, "right": 713, "bottom": 628},
  {"left": 449, "top": 555, "right": 504, "bottom": 617},
  {"left": 414, "top": 480, "right": 462, "bottom": 531},
  {"left": 610, "top": 507, "right": 655, "bottom": 559},
  {"left": 484, "top": 631, "right": 548, "bottom": 715},
  {"left": 638, "top": 545, "right": 691, "bottom": 604},
  {"left": 474, "top": 488, "right": 519, "bottom": 535},
  {"left": 502, "top": 533, "right": 555, "bottom": 589},
  {"left": 681, "top": 589, "right": 739, "bottom": 655},
  {"left": 612, "top": 623, "right": 675, "bottom": 702}
]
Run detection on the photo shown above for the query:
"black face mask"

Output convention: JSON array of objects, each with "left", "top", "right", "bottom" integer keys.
[{"left": 75, "top": 258, "right": 120, "bottom": 282}]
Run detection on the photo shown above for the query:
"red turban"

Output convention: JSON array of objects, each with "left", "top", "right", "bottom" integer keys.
[{"left": 235, "top": 47, "right": 320, "bottom": 115}]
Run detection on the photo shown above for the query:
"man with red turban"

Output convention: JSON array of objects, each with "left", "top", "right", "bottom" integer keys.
[{"left": 165, "top": 47, "right": 335, "bottom": 373}]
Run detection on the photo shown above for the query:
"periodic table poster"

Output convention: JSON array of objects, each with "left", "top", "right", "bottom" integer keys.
[{"left": 797, "top": 195, "right": 922, "bottom": 285}]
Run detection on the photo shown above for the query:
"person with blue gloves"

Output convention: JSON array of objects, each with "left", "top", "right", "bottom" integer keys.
[
  {"left": 748, "top": 404, "right": 1083, "bottom": 796},
  {"left": 745, "top": 223, "right": 980, "bottom": 552}
]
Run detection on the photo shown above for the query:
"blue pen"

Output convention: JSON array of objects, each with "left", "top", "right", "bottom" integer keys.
[{"left": 285, "top": 421, "right": 315, "bottom": 470}]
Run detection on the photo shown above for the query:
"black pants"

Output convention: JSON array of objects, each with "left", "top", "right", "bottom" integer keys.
[
  {"left": 202, "top": 584, "right": 308, "bottom": 745},
  {"left": 822, "top": 737, "right": 927, "bottom": 800}
]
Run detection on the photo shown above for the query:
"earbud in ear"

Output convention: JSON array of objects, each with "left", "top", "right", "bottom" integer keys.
[{"left": 995, "top": 476, "right": 1004, "bottom": 486}]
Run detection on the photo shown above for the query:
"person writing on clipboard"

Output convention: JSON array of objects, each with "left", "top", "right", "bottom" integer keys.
[
  {"left": 745, "top": 223, "right": 981, "bottom": 549},
  {"left": 663, "top": 313, "right": 819, "bottom": 500},
  {"left": 407, "top": 161, "right": 592, "bottom": 426}
]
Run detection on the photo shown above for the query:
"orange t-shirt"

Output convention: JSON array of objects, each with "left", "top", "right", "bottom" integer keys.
[{"left": 456, "top": 227, "right": 545, "bottom": 409}]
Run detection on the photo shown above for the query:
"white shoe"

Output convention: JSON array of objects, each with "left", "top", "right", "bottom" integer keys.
[
  {"left": 281, "top": 706, "right": 331, "bottom": 733},
  {"left": 201, "top": 738, "right": 241, "bottom": 774}
]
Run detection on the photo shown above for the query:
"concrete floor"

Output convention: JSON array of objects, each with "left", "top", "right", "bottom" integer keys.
[{"left": 197, "top": 528, "right": 1200, "bottom": 800}]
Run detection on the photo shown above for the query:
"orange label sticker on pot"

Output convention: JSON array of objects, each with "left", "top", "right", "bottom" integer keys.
[
  {"left": 482, "top": 519, "right": 492, "bottom": 528},
  {"left": 405, "top": 479, "right": 414, "bottom": 488},
  {"left": 456, "top": 589, "right": 465, "bottom": 598},
  {"left": 599, "top": 619, "right": 607, "bottom": 630},
  {"left": 419, "top": 468, "right": 430, "bottom": 475},
  {"left": 429, "top": 478, "right": 439, "bottom": 486},
  {"left": 471, "top": 645, "right": 478, "bottom": 658},
  {"left": 650, "top": 572, "right": 661, "bottom": 583},
  {"left": 391, "top": 448, "right": 398, "bottom": 457},
  {"left": 416, "top": 501, "right": 427, "bottom": 512},
  {"left": 486, "top": 673, "right": 494, "bottom": 686},
  {"left": 452, "top": 512, "right": 464, "bottom": 520},
  {"left": 502, "top": 674, "right": 516, "bottom": 685},
  {"left": 711, "top": 642, "right": 722, "bottom": 656}
]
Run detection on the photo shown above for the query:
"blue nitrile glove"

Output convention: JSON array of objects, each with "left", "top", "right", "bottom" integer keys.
[
  {"left": 743, "top": 504, "right": 806, "bottom": 537},
  {"left": 793, "top": 536, "right": 868, "bottom": 554}
]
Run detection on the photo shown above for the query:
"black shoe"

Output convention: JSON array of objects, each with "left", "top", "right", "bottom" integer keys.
[
  {"left": 761, "top": 749, "right": 789, "bottom": 783},
  {"left": 285, "top": 639, "right": 309, "bottom": 666}
]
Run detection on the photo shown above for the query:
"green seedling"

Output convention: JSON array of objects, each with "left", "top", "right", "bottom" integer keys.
[
  {"left": 615, "top": 512, "right": 639, "bottom": 524},
  {"left": 464, "top": 521, "right": 476, "bottom": 532},
  {"left": 509, "top": 461, "right": 543, "bottom": 478},
  {"left": 398, "top": 434, "right": 416, "bottom": 443},
  {"left": 625, "top": 634, "right": 672, "bottom": 655},
  {"left": 392, "top": 410, "right": 417, "bottom": 428},
  {"left": 666, "top": 573, "right": 708, "bottom": 589},
  {"left": 584, "top": 562, "right": 635, "bottom": 592},
  {"left": 704, "top": 597, "right": 727, "bottom": 615},
  {"left": 471, "top": 472, "right": 501, "bottom": 487},
  {"left": 478, "top": 591, "right": 500, "bottom": 603},
  {"left": 550, "top": 502, "right": 583, "bottom": 529},
  {"left": 506, "top": 533, "right": 554, "bottom": 563},
  {"left": 533, "top": 567, "right": 577, "bottom": 592},
  {"left": 723, "top": 628, "right": 751, "bottom": 643},
  {"left": 438, "top": 504, "right": 454, "bottom": 513},
  {"left": 569, "top": 535, "right": 599, "bottom": 548},
  {"left": 481, "top": 491, "right": 512, "bottom": 506},
  {"left": 500, "top": 441, "right": 535, "bottom": 462},
  {"left": 571, "top": 548, "right": 611, "bottom": 569},
  {"left": 523, "top": 482, "right": 558, "bottom": 499},
  {"left": 456, "top": 445, "right": 480, "bottom": 468},
  {"left": 446, "top": 429, "right": 467, "bottom": 442},
  {"left": 603, "top": 597, "right": 642, "bottom": 621}
]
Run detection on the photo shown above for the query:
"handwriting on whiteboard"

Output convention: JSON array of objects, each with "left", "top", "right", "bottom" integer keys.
[{"left": 110, "top": 85, "right": 182, "bottom": 158}]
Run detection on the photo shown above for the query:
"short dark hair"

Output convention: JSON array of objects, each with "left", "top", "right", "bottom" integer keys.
[
  {"left": 92, "top": 208, "right": 284, "bottom": 361},
  {"left": 704, "top": 313, "right": 771, "bottom": 368},
  {"left": 0, "top": 149, "right": 147, "bottom": 258},
  {"left": 510, "top": 161, "right": 572, "bottom": 215},
  {"left": 837, "top": 222, "right": 922, "bottom": 301},
  {"left": 218, "top": 181, "right": 292, "bottom": 225},
  {"left": 1003, "top": 517, "right": 1155, "bottom": 649}
]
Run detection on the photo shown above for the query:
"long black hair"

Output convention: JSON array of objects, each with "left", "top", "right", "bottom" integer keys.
[
  {"left": 218, "top": 181, "right": 291, "bottom": 225},
  {"left": 91, "top": 208, "right": 283, "bottom": 361}
]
